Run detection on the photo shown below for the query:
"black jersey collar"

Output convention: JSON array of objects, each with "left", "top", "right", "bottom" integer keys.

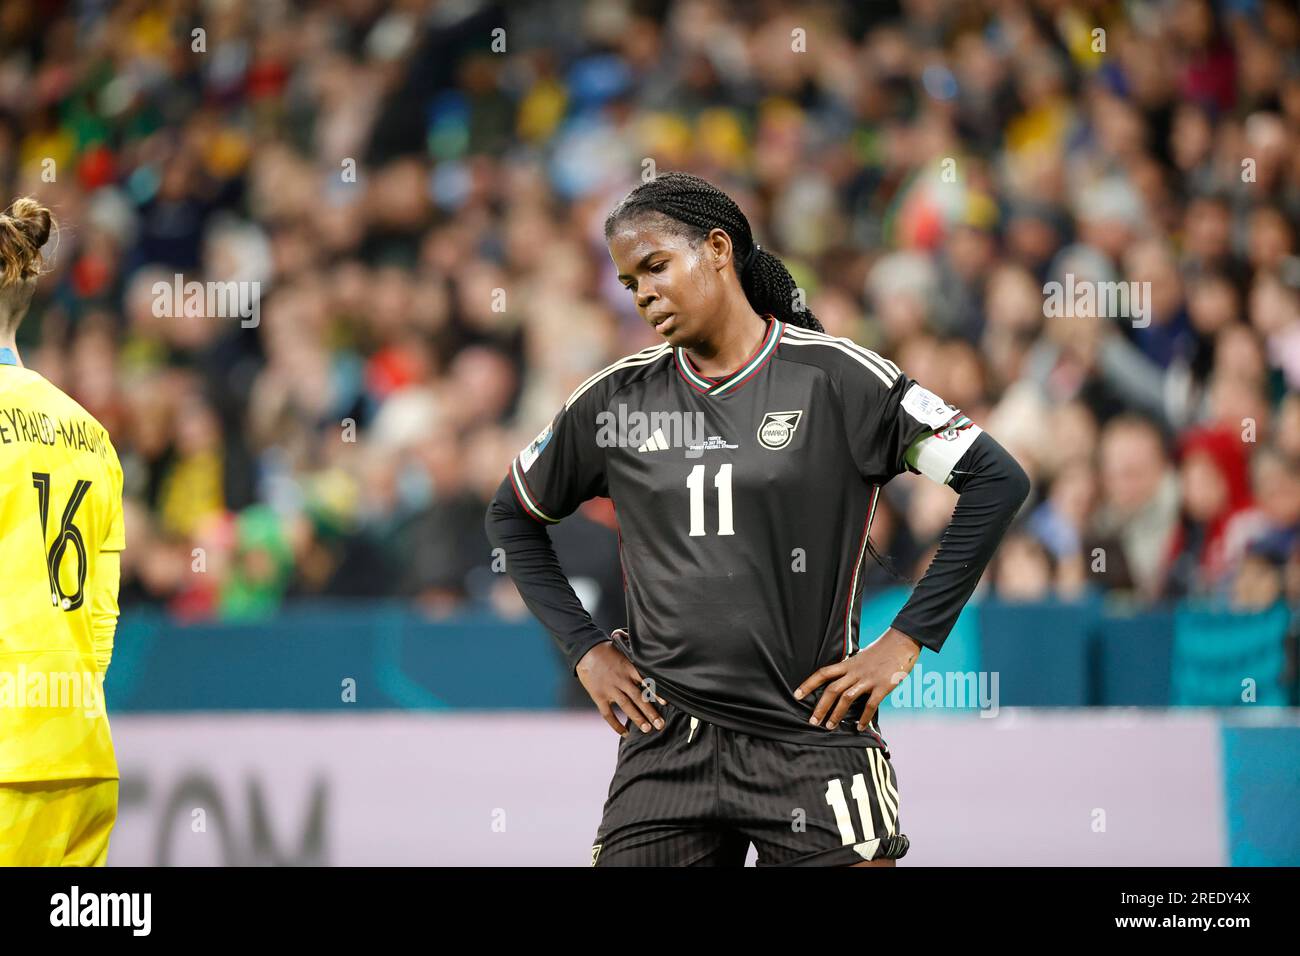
[{"left": 674, "top": 317, "right": 784, "bottom": 396}]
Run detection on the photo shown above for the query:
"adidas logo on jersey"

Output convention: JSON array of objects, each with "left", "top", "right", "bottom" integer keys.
[{"left": 637, "top": 428, "right": 671, "bottom": 452}]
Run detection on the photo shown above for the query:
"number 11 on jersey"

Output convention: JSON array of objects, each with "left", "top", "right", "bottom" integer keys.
[{"left": 686, "top": 464, "right": 734, "bottom": 537}]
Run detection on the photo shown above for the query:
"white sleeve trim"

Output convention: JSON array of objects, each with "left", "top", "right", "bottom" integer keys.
[{"left": 911, "top": 424, "right": 983, "bottom": 485}]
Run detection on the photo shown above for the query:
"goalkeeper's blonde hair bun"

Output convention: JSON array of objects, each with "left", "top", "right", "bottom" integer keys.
[{"left": 0, "top": 196, "right": 55, "bottom": 287}]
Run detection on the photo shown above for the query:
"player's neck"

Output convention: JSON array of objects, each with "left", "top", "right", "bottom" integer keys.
[{"left": 686, "top": 307, "right": 769, "bottom": 379}]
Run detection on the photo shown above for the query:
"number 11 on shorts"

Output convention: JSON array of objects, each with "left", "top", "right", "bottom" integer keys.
[{"left": 825, "top": 764, "right": 897, "bottom": 845}]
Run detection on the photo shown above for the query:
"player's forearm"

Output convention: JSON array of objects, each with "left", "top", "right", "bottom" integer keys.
[
  {"left": 891, "top": 432, "right": 1030, "bottom": 652},
  {"left": 90, "top": 549, "right": 122, "bottom": 673},
  {"left": 484, "top": 476, "right": 612, "bottom": 674}
]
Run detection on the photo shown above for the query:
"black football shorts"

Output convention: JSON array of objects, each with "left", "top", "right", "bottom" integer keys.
[{"left": 591, "top": 699, "right": 909, "bottom": 866}]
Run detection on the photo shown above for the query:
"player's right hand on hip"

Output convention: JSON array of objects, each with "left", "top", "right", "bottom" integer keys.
[{"left": 576, "top": 630, "right": 667, "bottom": 738}]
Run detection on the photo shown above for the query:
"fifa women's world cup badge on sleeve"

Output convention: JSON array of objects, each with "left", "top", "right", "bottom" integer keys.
[
  {"left": 518, "top": 422, "right": 553, "bottom": 472},
  {"left": 900, "top": 384, "right": 961, "bottom": 430}
]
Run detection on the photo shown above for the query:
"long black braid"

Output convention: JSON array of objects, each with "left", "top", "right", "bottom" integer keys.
[{"left": 603, "top": 172, "right": 824, "bottom": 333}]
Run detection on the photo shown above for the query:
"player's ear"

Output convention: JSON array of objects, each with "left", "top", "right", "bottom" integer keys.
[{"left": 705, "top": 228, "right": 732, "bottom": 272}]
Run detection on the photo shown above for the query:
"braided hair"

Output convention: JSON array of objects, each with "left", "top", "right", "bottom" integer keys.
[{"left": 604, "top": 172, "right": 824, "bottom": 333}]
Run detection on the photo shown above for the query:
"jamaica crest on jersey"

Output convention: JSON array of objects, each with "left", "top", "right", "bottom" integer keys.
[{"left": 757, "top": 410, "right": 803, "bottom": 450}]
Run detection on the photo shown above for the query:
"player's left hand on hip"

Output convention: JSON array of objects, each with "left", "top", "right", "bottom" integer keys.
[{"left": 793, "top": 627, "right": 921, "bottom": 731}]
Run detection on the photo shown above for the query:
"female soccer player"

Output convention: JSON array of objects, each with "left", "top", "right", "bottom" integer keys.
[
  {"left": 486, "top": 173, "right": 1028, "bottom": 866},
  {"left": 0, "top": 198, "right": 126, "bottom": 865}
]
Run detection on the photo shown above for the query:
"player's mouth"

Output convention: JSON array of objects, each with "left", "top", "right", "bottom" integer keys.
[{"left": 649, "top": 312, "right": 675, "bottom": 335}]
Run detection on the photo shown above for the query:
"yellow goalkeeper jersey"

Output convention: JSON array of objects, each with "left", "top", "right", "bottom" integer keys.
[{"left": 0, "top": 364, "right": 124, "bottom": 782}]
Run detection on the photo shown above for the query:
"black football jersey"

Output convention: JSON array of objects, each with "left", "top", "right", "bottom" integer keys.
[{"left": 509, "top": 318, "right": 969, "bottom": 748}]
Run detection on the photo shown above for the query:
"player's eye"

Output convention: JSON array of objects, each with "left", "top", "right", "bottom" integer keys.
[{"left": 650, "top": 260, "right": 668, "bottom": 273}]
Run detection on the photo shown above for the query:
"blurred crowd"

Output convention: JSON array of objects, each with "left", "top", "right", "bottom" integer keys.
[{"left": 1, "top": 0, "right": 1297, "bottom": 628}]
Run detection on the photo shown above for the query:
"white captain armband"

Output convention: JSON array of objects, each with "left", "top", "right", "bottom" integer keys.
[{"left": 906, "top": 420, "right": 984, "bottom": 485}]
